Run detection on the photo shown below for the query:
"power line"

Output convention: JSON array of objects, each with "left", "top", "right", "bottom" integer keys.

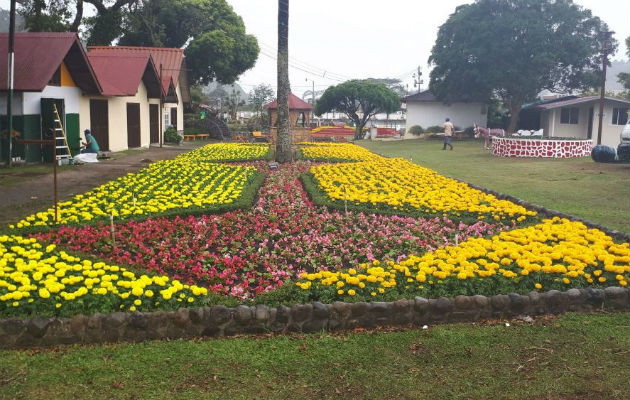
[{"left": 258, "top": 49, "right": 346, "bottom": 82}]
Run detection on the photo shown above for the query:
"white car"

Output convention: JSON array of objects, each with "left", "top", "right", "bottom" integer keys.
[{"left": 621, "top": 120, "right": 630, "bottom": 144}]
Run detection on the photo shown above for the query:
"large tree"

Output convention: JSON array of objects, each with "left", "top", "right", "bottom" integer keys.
[
  {"left": 429, "top": 0, "right": 611, "bottom": 133},
  {"left": 16, "top": 0, "right": 258, "bottom": 85},
  {"left": 276, "top": 0, "right": 291, "bottom": 163},
  {"left": 315, "top": 80, "right": 400, "bottom": 140},
  {"left": 617, "top": 36, "right": 630, "bottom": 98}
]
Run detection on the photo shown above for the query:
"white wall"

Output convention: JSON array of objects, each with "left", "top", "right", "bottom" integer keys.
[
  {"left": 405, "top": 101, "right": 486, "bottom": 134},
  {"left": 163, "top": 83, "right": 184, "bottom": 131},
  {"left": 79, "top": 81, "right": 154, "bottom": 152},
  {"left": 23, "top": 86, "right": 81, "bottom": 114},
  {"left": 543, "top": 102, "right": 627, "bottom": 148},
  {"left": 0, "top": 92, "right": 23, "bottom": 115}
]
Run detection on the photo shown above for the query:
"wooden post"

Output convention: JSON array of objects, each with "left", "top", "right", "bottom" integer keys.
[{"left": 110, "top": 213, "right": 116, "bottom": 249}]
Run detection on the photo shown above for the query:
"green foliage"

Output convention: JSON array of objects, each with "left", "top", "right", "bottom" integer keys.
[
  {"left": 429, "top": 0, "right": 612, "bottom": 132},
  {"left": 248, "top": 84, "right": 275, "bottom": 115},
  {"left": 364, "top": 77, "right": 409, "bottom": 97},
  {"left": 18, "top": 0, "right": 74, "bottom": 32},
  {"left": 164, "top": 127, "right": 182, "bottom": 144},
  {"left": 315, "top": 80, "right": 400, "bottom": 139},
  {"left": 425, "top": 125, "right": 443, "bottom": 133},
  {"left": 408, "top": 125, "right": 424, "bottom": 135}
]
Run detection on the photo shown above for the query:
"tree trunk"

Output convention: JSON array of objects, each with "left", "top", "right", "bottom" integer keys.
[
  {"left": 276, "top": 0, "right": 291, "bottom": 163},
  {"left": 507, "top": 100, "right": 522, "bottom": 134}
]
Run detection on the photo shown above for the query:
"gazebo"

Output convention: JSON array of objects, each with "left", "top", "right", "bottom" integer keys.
[{"left": 264, "top": 93, "right": 313, "bottom": 143}]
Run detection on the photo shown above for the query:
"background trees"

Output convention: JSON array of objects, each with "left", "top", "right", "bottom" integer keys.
[
  {"left": 315, "top": 80, "right": 400, "bottom": 140},
  {"left": 17, "top": 0, "right": 258, "bottom": 86},
  {"left": 429, "top": 0, "right": 611, "bottom": 133}
]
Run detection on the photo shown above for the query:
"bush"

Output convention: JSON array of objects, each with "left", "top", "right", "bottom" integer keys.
[
  {"left": 408, "top": 125, "right": 424, "bottom": 135},
  {"left": 425, "top": 125, "right": 443, "bottom": 133},
  {"left": 591, "top": 145, "right": 616, "bottom": 163},
  {"left": 164, "top": 127, "right": 182, "bottom": 144},
  {"left": 463, "top": 126, "right": 475, "bottom": 137}
]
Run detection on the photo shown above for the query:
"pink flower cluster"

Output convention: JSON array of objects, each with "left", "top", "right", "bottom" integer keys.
[{"left": 36, "top": 162, "right": 507, "bottom": 298}]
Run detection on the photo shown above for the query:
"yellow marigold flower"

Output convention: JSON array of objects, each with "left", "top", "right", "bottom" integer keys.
[
  {"left": 535, "top": 283, "right": 542, "bottom": 290},
  {"left": 348, "top": 289, "right": 356, "bottom": 296}
]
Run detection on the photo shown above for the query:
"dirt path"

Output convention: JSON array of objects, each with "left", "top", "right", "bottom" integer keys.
[{"left": 0, "top": 142, "right": 208, "bottom": 227}]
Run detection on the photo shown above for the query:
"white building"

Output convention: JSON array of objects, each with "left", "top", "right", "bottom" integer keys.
[{"left": 402, "top": 90, "right": 487, "bottom": 136}]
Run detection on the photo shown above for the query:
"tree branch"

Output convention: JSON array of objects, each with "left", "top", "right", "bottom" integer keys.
[{"left": 70, "top": 0, "right": 84, "bottom": 32}]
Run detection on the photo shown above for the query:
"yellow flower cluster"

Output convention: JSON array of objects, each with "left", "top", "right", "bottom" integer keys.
[
  {"left": 11, "top": 160, "right": 257, "bottom": 229},
  {"left": 297, "top": 218, "right": 630, "bottom": 298},
  {"left": 0, "top": 235, "right": 209, "bottom": 315},
  {"left": 299, "top": 142, "right": 382, "bottom": 161},
  {"left": 176, "top": 143, "right": 271, "bottom": 162},
  {"left": 310, "top": 157, "right": 537, "bottom": 222}
]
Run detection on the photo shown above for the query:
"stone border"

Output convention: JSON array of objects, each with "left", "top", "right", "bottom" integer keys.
[
  {"left": 1, "top": 287, "right": 628, "bottom": 349},
  {"left": 492, "top": 137, "right": 592, "bottom": 158}
]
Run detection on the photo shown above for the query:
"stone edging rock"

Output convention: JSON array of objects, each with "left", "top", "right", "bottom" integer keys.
[{"left": 1, "top": 287, "right": 628, "bottom": 349}]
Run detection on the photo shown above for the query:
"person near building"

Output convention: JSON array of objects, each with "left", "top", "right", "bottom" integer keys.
[
  {"left": 81, "top": 129, "right": 100, "bottom": 154},
  {"left": 442, "top": 118, "right": 454, "bottom": 150}
]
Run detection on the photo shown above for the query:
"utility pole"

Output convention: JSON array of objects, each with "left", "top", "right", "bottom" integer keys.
[
  {"left": 6, "top": 0, "right": 16, "bottom": 167},
  {"left": 597, "top": 30, "right": 614, "bottom": 146},
  {"left": 412, "top": 65, "right": 423, "bottom": 93}
]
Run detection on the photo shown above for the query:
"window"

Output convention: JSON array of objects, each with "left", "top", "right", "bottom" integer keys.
[
  {"left": 612, "top": 107, "right": 628, "bottom": 125},
  {"left": 49, "top": 66, "right": 61, "bottom": 86},
  {"left": 164, "top": 112, "right": 170, "bottom": 127},
  {"left": 560, "top": 107, "right": 579, "bottom": 124}
]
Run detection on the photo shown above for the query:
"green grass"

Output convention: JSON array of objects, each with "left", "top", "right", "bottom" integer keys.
[
  {"left": 0, "top": 312, "right": 627, "bottom": 400},
  {"left": 357, "top": 139, "right": 630, "bottom": 233}
]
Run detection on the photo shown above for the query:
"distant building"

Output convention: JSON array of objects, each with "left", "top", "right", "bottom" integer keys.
[
  {"left": 402, "top": 90, "right": 487, "bottom": 136},
  {"left": 520, "top": 96, "right": 629, "bottom": 147}
]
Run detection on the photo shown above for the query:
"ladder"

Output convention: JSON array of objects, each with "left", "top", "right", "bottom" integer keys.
[{"left": 52, "top": 103, "right": 72, "bottom": 163}]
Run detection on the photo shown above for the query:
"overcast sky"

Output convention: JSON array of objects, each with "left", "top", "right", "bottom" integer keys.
[
  {"left": 0, "top": 0, "right": 627, "bottom": 98},
  {"left": 227, "top": 0, "right": 630, "bottom": 98}
]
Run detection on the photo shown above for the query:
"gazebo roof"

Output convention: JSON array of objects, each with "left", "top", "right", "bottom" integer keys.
[{"left": 265, "top": 93, "right": 313, "bottom": 110}]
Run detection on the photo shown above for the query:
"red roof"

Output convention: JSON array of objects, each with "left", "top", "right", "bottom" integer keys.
[
  {"left": 87, "top": 53, "right": 160, "bottom": 97},
  {"left": 88, "top": 46, "right": 185, "bottom": 95},
  {"left": 0, "top": 32, "right": 100, "bottom": 93},
  {"left": 265, "top": 93, "right": 314, "bottom": 110}
]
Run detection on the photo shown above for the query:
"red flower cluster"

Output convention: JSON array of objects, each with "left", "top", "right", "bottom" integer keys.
[{"left": 37, "top": 162, "right": 507, "bottom": 298}]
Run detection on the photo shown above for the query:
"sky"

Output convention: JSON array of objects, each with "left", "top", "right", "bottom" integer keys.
[{"left": 227, "top": 0, "right": 630, "bottom": 98}]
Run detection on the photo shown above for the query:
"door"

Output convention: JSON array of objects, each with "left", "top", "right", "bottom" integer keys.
[
  {"left": 587, "top": 107, "right": 594, "bottom": 139},
  {"left": 127, "top": 103, "right": 141, "bottom": 148},
  {"left": 170, "top": 107, "right": 178, "bottom": 130},
  {"left": 41, "top": 98, "right": 65, "bottom": 162},
  {"left": 149, "top": 104, "right": 159, "bottom": 143},
  {"left": 89, "top": 99, "right": 109, "bottom": 151}
]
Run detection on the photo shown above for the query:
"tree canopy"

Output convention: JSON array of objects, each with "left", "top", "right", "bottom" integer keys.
[
  {"left": 248, "top": 84, "right": 275, "bottom": 116},
  {"left": 428, "top": 0, "right": 612, "bottom": 132},
  {"left": 17, "top": 0, "right": 259, "bottom": 85},
  {"left": 315, "top": 80, "right": 400, "bottom": 139},
  {"left": 617, "top": 36, "right": 630, "bottom": 98}
]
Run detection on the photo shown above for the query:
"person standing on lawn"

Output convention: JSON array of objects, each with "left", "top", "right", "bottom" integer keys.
[{"left": 442, "top": 118, "right": 454, "bottom": 150}]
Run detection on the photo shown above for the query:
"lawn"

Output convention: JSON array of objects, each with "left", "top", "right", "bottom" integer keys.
[
  {"left": 357, "top": 138, "right": 630, "bottom": 233},
  {"left": 0, "top": 312, "right": 627, "bottom": 400}
]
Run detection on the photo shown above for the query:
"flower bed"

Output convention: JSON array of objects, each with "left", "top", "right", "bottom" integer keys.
[
  {"left": 0, "top": 235, "right": 209, "bottom": 318},
  {"left": 36, "top": 162, "right": 506, "bottom": 299},
  {"left": 175, "top": 143, "right": 272, "bottom": 162},
  {"left": 10, "top": 160, "right": 262, "bottom": 231},
  {"left": 296, "top": 218, "right": 630, "bottom": 302},
  {"left": 298, "top": 142, "right": 381, "bottom": 162},
  {"left": 304, "top": 158, "right": 538, "bottom": 225}
]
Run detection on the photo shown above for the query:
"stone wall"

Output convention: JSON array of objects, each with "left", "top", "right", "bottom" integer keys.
[
  {"left": 492, "top": 137, "right": 593, "bottom": 158},
  {"left": 1, "top": 287, "right": 628, "bottom": 349}
]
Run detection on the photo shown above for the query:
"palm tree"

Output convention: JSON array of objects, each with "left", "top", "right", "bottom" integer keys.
[{"left": 276, "top": 0, "right": 291, "bottom": 162}]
